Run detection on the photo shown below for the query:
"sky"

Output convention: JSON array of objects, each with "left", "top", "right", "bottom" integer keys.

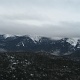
[{"left": 0, "top": 0, "right": 80, "bottom": 37}]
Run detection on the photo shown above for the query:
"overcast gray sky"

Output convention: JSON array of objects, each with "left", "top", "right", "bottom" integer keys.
[{"left": 0, "top": 0, "right": 80, "bottom": 37}]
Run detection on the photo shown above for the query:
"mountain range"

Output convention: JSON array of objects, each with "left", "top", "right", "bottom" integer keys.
[{"left": 0, "top": 34, "right": 80, "bottom": 56}]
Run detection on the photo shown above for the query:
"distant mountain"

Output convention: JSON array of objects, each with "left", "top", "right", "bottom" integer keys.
[{"left": 0, "top": 34, "right": 80, "bottom": 56}]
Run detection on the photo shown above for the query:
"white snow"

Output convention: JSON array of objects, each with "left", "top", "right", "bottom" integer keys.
[
  {"left": 10, "top": 56, "right": 14, "bottom": 59},
  {"left": 77, "top": 46, "right": 80, "bottom": 48},
  {"left": 50, "top": 37, "right": 79, "bottom": 47},
  {"left": 3, "top": 34, "right": 80, "bottom": 47},
  {"left": 13, "top": 62, "right": 17, "bottom": 65},
  {"left": 16, "top": 41, "right": 25, "bottom": 47},
  {"left": 29, "top": 35, "right": 41, "bottom": 42},
  {"left": 66, "top": 38, "right": 79, "bottom": 47},
  {"left": 30, "top": 74, "right": 34, "bottom": 76},
  {"left": 3, "top": 34, "right": 15, "bottom": 39},
  {"left": 22, "top": 42, "right": 24, "bottom": 46}
]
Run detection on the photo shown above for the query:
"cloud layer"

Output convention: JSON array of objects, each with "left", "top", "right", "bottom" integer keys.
[{"left": 0, "top": 0, "right": 80, "bottom": 37}]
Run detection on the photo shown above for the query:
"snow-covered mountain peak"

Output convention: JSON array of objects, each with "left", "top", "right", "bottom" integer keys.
[
  {"left": 3, "top": 34, "right": 15, "bottom": 39},
  {"left": 0, "top": 34, "right": 80, "bottom": 56},
  {"left": 50, "top": 37, "right": 79, "bottom": 47},
  {"left": 66, "top": 38, "right": 79, "bottom": 47},
  {"left": 29, "top": 35, "right": 41, "bottom": 41}
]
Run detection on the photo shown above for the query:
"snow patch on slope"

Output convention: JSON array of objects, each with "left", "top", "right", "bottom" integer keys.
[
  {"left": 16, "top": 42, "right": 25, "bottom": 47},
  {"left": 22, "top": 42, "right": 24, "bottom": 46}
]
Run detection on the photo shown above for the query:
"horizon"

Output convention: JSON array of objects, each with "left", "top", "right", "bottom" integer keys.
[{"left": 1, "top": 34, "right": 80, "bottom": 39}]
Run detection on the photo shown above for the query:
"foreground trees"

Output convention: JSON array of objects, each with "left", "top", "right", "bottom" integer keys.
[{"left": 0, "top": 52, "right": 80, "bottom": 80}]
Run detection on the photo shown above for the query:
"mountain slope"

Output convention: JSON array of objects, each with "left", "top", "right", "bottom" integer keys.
[{"left": 0, "top": 34, "right": 80, "bottom": 56}]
